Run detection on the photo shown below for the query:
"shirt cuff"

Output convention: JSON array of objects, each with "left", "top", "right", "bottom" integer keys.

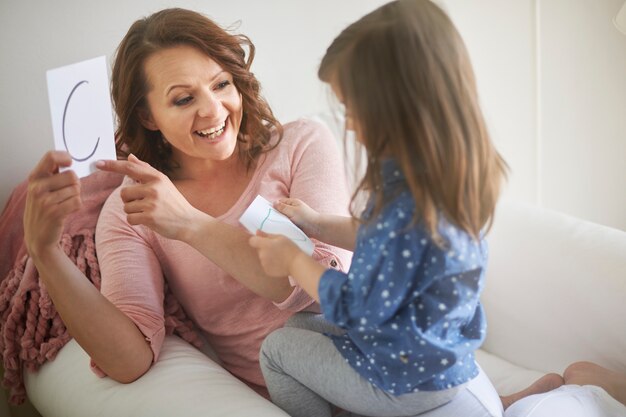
[{"left": 318, "top": 268, "right": 349, "bottom": 327}]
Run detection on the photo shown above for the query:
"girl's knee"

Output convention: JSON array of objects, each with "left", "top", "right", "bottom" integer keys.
[
  {"left": 260, "top": 329, "right": 282, "bottom": 355},
  {"left": 259, "top": 333, "right": 276, "bottom": 372},
  {"left": 260, "top": 328, "right": 290, "bottom": 367}
]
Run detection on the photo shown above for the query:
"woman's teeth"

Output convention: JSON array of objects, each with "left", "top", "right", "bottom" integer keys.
[{"left": 196, "top": 121, "right": 226, "bottom": 139}]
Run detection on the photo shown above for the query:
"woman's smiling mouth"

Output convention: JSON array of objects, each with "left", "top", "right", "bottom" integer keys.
[{"left": 195, "top": 119, "right": 226, "bottom": 140}]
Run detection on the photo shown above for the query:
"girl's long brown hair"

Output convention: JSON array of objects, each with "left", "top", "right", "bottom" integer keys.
[
  {"left": 111, "top": 8, "right": 282, "bottom": 174},
  {"left": 319, "top": 0, "right": 507, "bottom": 242}
]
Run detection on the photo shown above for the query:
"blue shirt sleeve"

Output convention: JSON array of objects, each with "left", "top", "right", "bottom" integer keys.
[{"left": 319, "top": 199, "right": 427, "bottom": 329}]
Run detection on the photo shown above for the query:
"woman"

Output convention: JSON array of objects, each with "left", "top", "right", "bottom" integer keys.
[{"left": 23, "top": 8, "right": 350, "bottom": 397}]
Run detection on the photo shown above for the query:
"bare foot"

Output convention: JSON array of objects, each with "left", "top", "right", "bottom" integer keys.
[
  {"left": 500, "top": 373, "right": 564, "bottom": 410},
  {"left": 564, "top": 361, "right": 626, "bottom": 407}
]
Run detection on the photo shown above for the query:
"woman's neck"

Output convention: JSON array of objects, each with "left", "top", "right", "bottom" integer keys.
[{"left": 170, "top": 152, "right": 247, "bottom": 183}]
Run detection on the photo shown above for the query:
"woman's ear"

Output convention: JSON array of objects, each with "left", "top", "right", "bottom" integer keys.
[{"left": 138, "top": 108, "right": 158, "bottom": 131}]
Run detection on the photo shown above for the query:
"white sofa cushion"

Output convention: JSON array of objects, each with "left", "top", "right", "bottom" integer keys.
[
  {"left": 26, "top": 338, "right": 508, "bottom": 417},
  {"left": 25, "top": 336, "right": 288, "bottom": 417},
  {"left": 475, "top": 349, "right": 545, "bottom": 396},
  {"left": 481, "top": 200, "right": 626, "bottom": 379}
]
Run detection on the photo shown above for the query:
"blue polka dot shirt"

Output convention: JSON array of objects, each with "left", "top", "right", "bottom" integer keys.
[{"left": 318, "top": 159, "right": 488, "bottom": 395}]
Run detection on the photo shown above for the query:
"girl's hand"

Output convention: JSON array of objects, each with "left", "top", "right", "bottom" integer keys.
[
  {"left": 274, "top": 198, "right": 321, "bottom": 239},
  {"left": 95, "top": 154, "right": 203, "bottom": 241},
  {"left": 24, "top": 151, "right": 82, "bottom": 258},
  {"left": 249, "top": 231, "right": 303, "bottom": 277}
]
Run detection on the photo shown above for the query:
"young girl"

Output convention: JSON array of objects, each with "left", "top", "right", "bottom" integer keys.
[{"left": 249, "top": 0, "right": 508, "bottom": 416}]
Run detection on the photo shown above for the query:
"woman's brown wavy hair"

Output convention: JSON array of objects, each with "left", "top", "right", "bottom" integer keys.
[
  {"left": 111, "top": 8, "right": 282, "bottom": 174},
  {"left": 319, "top": 0, "right": 507, "bottom": 242}
]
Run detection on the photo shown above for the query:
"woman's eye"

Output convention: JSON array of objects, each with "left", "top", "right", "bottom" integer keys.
[
  {"left": 216, "top": 80, "right": 231, "bottom": 90},
  {"left": 174, "top": 96, "right": 193, "bottom": 106}
]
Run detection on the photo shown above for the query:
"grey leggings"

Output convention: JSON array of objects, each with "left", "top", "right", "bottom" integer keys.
[{"left": 260, "top": 312, "right": 487, "bottom": 417}]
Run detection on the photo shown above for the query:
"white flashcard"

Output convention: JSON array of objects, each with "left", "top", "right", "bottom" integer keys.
[
  {"left": 240, "top": 195, "right": 315, "bottom": 255},
  {"left": 46, "top": 56, "right": 116, "bottom": 178}
]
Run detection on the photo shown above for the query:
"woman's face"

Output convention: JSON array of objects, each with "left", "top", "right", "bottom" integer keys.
[{"left": 141, "top": 45, "right": 243, "bottom": 168}]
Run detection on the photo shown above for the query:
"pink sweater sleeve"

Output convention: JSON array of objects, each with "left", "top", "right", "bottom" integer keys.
[
  {"left": 91, "top": 184, "right": 166, "bottom": 376},
  {"left": 273, "top": 119, "right": 353, "bottom": 311}
]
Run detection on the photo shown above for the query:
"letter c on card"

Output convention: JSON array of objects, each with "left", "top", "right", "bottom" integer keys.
[{"left": 62, "top": 80, "right": 100, "bottom": 162}]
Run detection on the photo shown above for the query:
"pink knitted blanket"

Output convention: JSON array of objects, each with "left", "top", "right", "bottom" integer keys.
[{"left": 0, "top": 170, "right": 201, "bottom": 405}]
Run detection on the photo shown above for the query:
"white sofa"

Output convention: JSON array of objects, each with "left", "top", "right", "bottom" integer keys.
[
  {"left": 1, "top": 198, "right": 623, "bottom": 417},
  {"left": 2, "top": 115, "right": 626, "bottom": 416}
]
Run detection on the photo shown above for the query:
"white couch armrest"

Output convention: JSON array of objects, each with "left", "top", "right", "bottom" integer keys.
[{"left": 481, "top": 201, "right": 626, "bottom": 375}]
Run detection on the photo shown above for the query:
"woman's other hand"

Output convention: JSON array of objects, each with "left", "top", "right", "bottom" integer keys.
[
  {"left": 273, "top": 198, "right": 321, "bottom": 239},
  {"left": 249, "top": 230, "right": 303, "bottom": 277},
  {"left": 96, "top": 154, "right": 203, "bottom": 241},
  {"left": 24, "top": 151, "right": 82, "bottom": 259}
]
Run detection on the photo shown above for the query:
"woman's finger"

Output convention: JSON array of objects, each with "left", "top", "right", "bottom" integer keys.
[
  {"left": 43, "top": 183, "right": 81, "bottom": 205},
  {"left": 28, "top": 170, "right": 79, "bottom": 200},
  {"left": 29, "top": 151, "right": 73, "bottom": 181},
  {"left": 128, "top": 153, "right": 151, "bottom": 167},
  {"left": 49, "top": 194, "right": 83, "bottom": 219},
  {"left": 126, "top": 212, "right": 152, "bottom": 227},
  {"left": 96, "top": 158, "right": 159, "bottom": 183},
  {"left": 44, "top": 170, "right": 80, "bottom": 192},
  {"left": 119, "top": 184, "right": 151, "bottom": 203},
  {"left": 122, "top": 200, "right": 146, "bottom": 215}
]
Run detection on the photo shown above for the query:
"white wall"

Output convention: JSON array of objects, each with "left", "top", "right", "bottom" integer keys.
[
  {"left": 444, "top": 0, "right": 626, "bottom": 230},
  {"left": 540, "top": 0, "right": 626, "bottom": 229},
  {"left": 0, "top": 0, "right": 388, "bottom": 210},
  {"left": 1, "top": 0, "right": 625, "bottom": 230}
]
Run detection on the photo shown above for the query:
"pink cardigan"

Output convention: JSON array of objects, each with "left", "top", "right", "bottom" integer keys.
[{"left": 95, "top": 119, "right": 352, "bottom": 397}]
